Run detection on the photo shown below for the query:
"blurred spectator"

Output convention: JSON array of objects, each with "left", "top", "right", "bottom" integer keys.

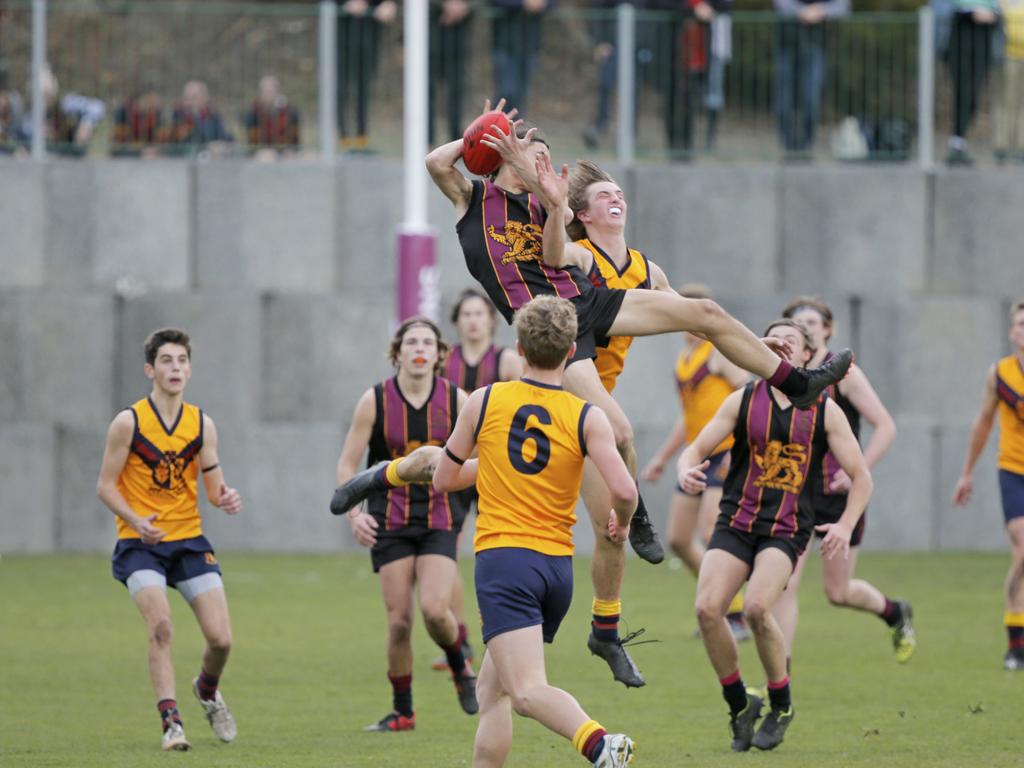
[
  {"left": 490, "top": 0, "right": 549, "bottom": 118},
  {"left": 429, "top": 0, "right": 473, "bottom": 143},
  {"left": 244, "top": 75, "right": 301, "bottom": 158},
  {"left": 112, "top": 86, "right": 167, "bottom": 158},
  {"left": 171, "top": 80, "right": 233, "bottom": 154},
  {"left": 773, "top": 0, "right": 850, "bottom": 157},
  {"left": 582, "top": 0, "right": 619, "bottom": 149},
  {"left": 946, "top": 0, "right": 1000, "bottom": 164},
  {"left": 994, "top": 0, "right": 1023, "bottom": 161},
  {"left": 0, "top": 76, "right": 26, "bottom": 154},
  {"left": 336, "top": 0, "right": 397, "bottom": 152},
  {"left": 21, "top": 64, "right": 105, "bottom": 156},
  {"left": 703, "top": 0, "right": 734, "bottom": 151}
]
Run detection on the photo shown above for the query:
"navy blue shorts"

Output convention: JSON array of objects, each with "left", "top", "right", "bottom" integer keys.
[
  {"left": 676, "top": 451, "right": 729, "bottom": 495},
  {"left": 475, "top": 547, "right": 573, "bottom": 644},
  {"left": 111, "top": 535, "right": 221, "bottom": 586},
  {"left": 999, "top": 469, "right": 1024, "bottom": 523}
]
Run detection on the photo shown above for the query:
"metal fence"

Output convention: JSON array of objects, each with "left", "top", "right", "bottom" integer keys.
[{"left": 0, "top": 1, "right": 1012, "bottom": 165}]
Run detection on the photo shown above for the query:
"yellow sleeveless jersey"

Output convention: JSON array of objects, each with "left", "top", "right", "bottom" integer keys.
[
  {"left": 677, "top": 341, "right": 735, "bottom": 457},
  {"left": 577, "top": 238, "right": 651, "bottom": 393},
  {"left": 995, "top": 355, "right": 1024, "bottom": 474},
  {"left": 116, "top": 397, "right": 204, "bottom": 541},
  {"left": 474, "top": 379, "right": 590, "bottom": 556}
]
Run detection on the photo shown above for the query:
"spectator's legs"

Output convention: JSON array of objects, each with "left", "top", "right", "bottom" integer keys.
[
  {"left": 705, "top": 53, "right": 727, "bottom": 150},
  {"left": 336, "top": 14, "right": 354, "bottom": 140},
  {"left": 492, "top": 12, "right": 524, "bottom": 112},
  {"left": 428, "top": 20, "right": 442, "bottom": 146},
  {"left": 519, "top": 14, "right": 543, "bottom": 115},
  {"left": 354, "top": 19, "right": 382, "bottom": 144},
  {"left": 949, "top": 13, "right": 993, "bottom": 143},
  {"left": 774, "top": 23, "right": 798, "bottom": 152},
  {"left": 447, "top": 19, "right": 470, "bottom": 141},
  {"left": 799, "top": 34, "right": 826, "bottom": 152}
]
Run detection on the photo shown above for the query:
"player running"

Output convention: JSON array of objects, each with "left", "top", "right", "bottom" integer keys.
[
  {"left": 770, "top": 297, "right": 914, "bottom": 668},
  {"left": 953, "top": 298, "right": 1024, "bottom": 670},
  {"left": 96, "top": 328, "right": 242, "bottom": 751},
  {"left": 334, "top": 317, "right": 478, "bottom": 732},
  {"left": 433, "top": 294, "right": 637, "bottom": 768}
]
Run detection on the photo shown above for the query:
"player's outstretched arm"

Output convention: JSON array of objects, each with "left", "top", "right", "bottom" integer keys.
[
  {"left": 433, "top": 388, "right": 485, "bottom": 492},
  {"left": 953, "top": 365, "right": 999, "bottom": 506},
  {"left": 584, "top": 405, "right": 638, "bottom": 531},
  {"left": 96, "top": 410, "right": 166, "bottom": 544},
  {"left": 815, "top": 399, "right": 873, "bottom": 560},
  {"left": 199, "top": 415, "right": 242, "bottom": 514},
  {"left": 642, "top": 416, "right": 687, "bottom": 483},
  {"left": 840, "top": 364, "right": 896, "bottom": 470},
  {"left": 677, "top": 390, "right": 742, "bottom": 494}
]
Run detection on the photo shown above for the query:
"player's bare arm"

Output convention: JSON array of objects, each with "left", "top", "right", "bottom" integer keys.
[
  {"left": 432, "top": 387, "right": 485, "bottom": 493},
  {"left": 425, "top": 138, "right": 473, "bottom": 213},
  {"left": 648, "top": 261, "right": 674, "bottom": 294},
  {"left": 815, "top": 398, "right": 874, "bottom": 560},
  {"left": 336, "top": 388, "right": 379, "bottom": 547},
  {"left": 642, "top": 415, "right": 688, "bottom": 482},
  {"left": 96, "top": 410, "right": 166, "bottom": 545},
  {"left": 677, "top": 389, "right": 743, "bottom": 494},
  {"left": 828, "top": 365, "right": 895, "bottom": 493},
  {"left": 198, "top": 414, "right": 242, "bottom": 514},
  {"left": 953, "top": 365, "right": 1000, "bottom": 506},
  {"left": 583, "top": 405, "right": 638, "bottom": 541}
]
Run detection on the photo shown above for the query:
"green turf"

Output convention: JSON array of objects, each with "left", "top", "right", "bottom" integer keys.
[{"left": 1, "top": 551, "right": 1020, "bottom": 767}]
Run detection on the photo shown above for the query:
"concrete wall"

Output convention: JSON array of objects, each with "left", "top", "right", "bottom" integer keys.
[{"left": 1, "top": 157, "right": 1020, "bottom": 554}]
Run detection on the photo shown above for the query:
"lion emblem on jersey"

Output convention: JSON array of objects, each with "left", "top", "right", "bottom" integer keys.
[
  {"left": 152, "top": 450, "right": 188, "bottom": 492},
  {"left": 487, "top": 221, "right": 542, "bottom": 265},
  {"left": 753, "top": 440, "right": 807, "bottom": 494}
]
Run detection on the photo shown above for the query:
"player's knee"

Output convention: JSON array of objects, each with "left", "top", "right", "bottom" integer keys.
[
  {"left": 692, "top": 298, "right": 728, "bottom": 333},
  {"left": 742, "top": 600, "right": 770, "bottom": 630},
  {"left": 419, "top": 599, "right": 450, "bottom": 630},
  {"left": 592, "top": 527, "right": 625, "bottom": 553},
  {"left": 150, "top": 616, "right": 173, "bottom": 647},
  {"left": 206, "top": 627, "right": 232, "bottom": 654},
  {"left": 387, "top": 615, "right": 413, "bottom": 645},
  {"left": 508, "top": 690, "right": 536, "bottom": 719},
  {"left": 610, "top": 419, "right": 635, "bottom": 457},
  {"left": 823, "top": 583, "right": 848, "bottom": 607},
  {"left": 695, "top": 597, "right": 724, "bottom": 628}
]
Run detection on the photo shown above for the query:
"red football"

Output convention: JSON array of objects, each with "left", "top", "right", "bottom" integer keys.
[{"left": 462, "top": 110, "right": 511, "bottom": 176}]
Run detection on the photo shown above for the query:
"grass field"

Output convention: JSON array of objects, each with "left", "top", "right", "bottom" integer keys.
[{"left": 2, "top": 551, "right": 1021, "bottom": 767}]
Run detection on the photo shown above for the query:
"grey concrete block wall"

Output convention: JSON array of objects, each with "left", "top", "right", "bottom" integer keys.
[
  {"left": 0, "top": 424, "right": 56, "bottom": 553},
  {"left": 0, "top": 291, "right": 116, "bottom": 427},
  {"left": 780, "top": 167, "right": 927, "bottom": 296},
  {"left": 931, "top": 168, "right": 1024, "bottom": 294},
  {"left": 630, "top": 166, "right": 779, "bottom": 293},
  {"left": 2, "top": 157, "right": 1023, "bottom": 554},
  {"left": 0, "top": 163, "right": 46, "bottom": 288},
  {"left": 92, "top": 161, "right": 191, "bottom": 291}
]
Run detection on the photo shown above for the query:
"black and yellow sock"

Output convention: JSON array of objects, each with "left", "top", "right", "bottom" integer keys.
[
  {"left": 591, "top": 598, "right": 621, "bottom": 643},
  {"left": 573, "top": 719, "right": 607, "bottom": 763},
  {"left": 1005, "top": 611, "right": 1024, "bottom": 652}
]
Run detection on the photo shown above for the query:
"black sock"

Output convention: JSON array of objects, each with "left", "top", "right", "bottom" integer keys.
[
  {"left": 880, "top": 598, "right": 903, "bottom": 627},
  {"left": 443, "top": 638, "right": 467, "bottom": 676},
  {"left": 767, "top": 360, "right": 809, "bottom": 397},
  {"left": 388, "top": 673, "right": 413, "bottom": 717},
  {"left": 633, "top": 486, "right": 649, "bottom": 523},
  {"left": 767, "top": 677, "right": 792, "bottom": 712},
  {"left": 720, "top": 671, "right": 747, "bottom": 715}
]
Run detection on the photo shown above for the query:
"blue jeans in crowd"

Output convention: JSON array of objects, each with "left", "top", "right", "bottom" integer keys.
[{"left": 774, "top": 23, "right": 826, "bottom": 153}]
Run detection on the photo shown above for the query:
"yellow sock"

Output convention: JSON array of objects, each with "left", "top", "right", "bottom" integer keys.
[
  {"left": 385, "top": 460, "right": 410, "bottom": 488},
  {"left": 592, "top": 598, "right": 622, "bottom": 618},
  {"left": 728, "top": 593, "right": 744, "bottom": 615},
  {"left": 572, "top": 719, "right": 605, "bottom": 757},
  {"left": 1004, "top": 611, "right": 1024, "bottom": 627}
]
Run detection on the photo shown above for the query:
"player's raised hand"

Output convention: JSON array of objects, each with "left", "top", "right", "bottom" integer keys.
[
  {"left": 482, "top": 98, "right": 518, "bottom": 123},
  {"left": 679, "top": 459, "right": 710, "bottom": 495},
  {"left": 535, "top": 152, "right": 568, "bottom": 209},
  {"left": 952, "top": 474, "right": 973, "bottom": 506},
  {"left": 349, "top": 510, "right": 379, "bottom": 548},
  {"left": 218, "top": 483, "right": 243, "bottom": 515},
  {"left": 761, "top": 335, "right": 792, "bottom": 360},
  {"left": 135, "top": 513, "right": 167, "bottom": 545},
  {"left": 815, "top": 522, "right": 852, "bottom": 560}
]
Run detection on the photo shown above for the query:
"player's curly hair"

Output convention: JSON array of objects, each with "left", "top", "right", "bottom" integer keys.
[
  {"left": 763, "top": 318, "right": 817, "bottom": 361},
  {"left": 449, "top": 287, "right": 497, "bottom": 325},
  {"left": 388, "top": 316, "right": 449, "bottom": 375},
  {"left": 781, "top": 295, "right": 834, "bottom": 341},
  {"left": 567, "top": 160, "right": 616, "bottom": 243},
  {"left": 514, "top": 296, "right": 577, "bottom": 370},
  {"left": 144, "top": 328, "right": 191, "bottom": 366}
]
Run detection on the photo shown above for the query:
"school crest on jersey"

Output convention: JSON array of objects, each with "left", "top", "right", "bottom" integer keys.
[
  {"left": 753, "top": 440, "right": 807, "bottom": 494},
  {"left": 487, "top": 220, "right": 542, "bottom": 265},
  {"left": 132, "top": 433, "right": 202, "bottom": 493}
]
